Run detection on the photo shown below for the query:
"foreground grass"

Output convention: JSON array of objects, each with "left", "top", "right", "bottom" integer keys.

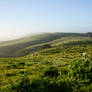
[{"left": 0, "top": 39, "right": 92, "bottom": 92}]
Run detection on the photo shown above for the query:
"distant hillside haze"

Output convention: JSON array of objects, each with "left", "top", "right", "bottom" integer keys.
[
  {"left": 0, "top": 32, "right": 91, "bottom": 57},
  {"left": 0, "top": 32, "right": 42, "bottom": 42}
]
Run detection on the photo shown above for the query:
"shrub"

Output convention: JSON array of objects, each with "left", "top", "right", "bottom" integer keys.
[
  {"left": 6, "top": 64, "right": 17, "bottom": 69},
  {"left": 44, "top": 67, "right": 59, "bottom": 77},
  {"left": 80, "top": 84, "right": 92, "bottom": 92},
  {"left": 8, "top": 76, "right": 31, "bottom": 92},
  {"left": 18, "top": 62, "right": 25, "bottom": 66},
  {"left": 6, "top": 73, "right": 16, "bottom": 77}
]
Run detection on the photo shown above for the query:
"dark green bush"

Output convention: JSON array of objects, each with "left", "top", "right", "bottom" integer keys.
[
  {"left": 6, "top": 73, "right": 16, "bottom": 77},
  {"left": 44, "top": 67, "right": 59, "bottom": 77},
  {"left": 18, "top": 62, "right": 25, "bottom": 66},
  {"left": 6, "top": 64, "right": 17, "bottom": 69},
  {"left": 8, "top": 76, "right": 31, "bottom": 92}
]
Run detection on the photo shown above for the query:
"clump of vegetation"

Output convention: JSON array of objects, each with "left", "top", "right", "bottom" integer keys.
[
  {"left": 18, "top": 62, "right": 26, "bottom": 66},
  {"left": 43, "top": 67, "right": 59, "bottom": 77},
  {"left": 3, "top": 76, "right": 31, "bottom": 92},
  {"left": 0, "top": 36, "right": 92, "bottom": 92},
  {"left": 1, "top": 58, "right": 92, "bottom": 92}
]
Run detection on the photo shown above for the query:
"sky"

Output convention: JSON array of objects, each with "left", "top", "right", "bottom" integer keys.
[{"left": 0, "top": 0, "right": 92, "bottom": 41}]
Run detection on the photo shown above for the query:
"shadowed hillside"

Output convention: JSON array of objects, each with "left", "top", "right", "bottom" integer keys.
[{"left": 0, "top": 33, "right": 86, "bottom": 57}]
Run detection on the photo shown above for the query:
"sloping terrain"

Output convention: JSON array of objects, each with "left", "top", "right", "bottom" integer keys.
[
  {"left": 0, "top": 35, "right": 92, "bottom": 92},
  {"left": 0, "top": 33, "right": 87, "bottom": 57}
]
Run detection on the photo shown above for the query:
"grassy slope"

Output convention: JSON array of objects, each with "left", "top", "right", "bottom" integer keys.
[
  {"left": 0, "top": 35, "right": 92, "bottom": 92},
  {"left": 0, "top": 33, "right": 86, "bottom": 57}
]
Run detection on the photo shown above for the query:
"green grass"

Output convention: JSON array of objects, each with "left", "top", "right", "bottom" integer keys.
[
  {"left": 0, "top": 33, "right": 92, "bottom": 92},
  {"left": 0, "top": 33, "right": 86, "bottom": 57}
]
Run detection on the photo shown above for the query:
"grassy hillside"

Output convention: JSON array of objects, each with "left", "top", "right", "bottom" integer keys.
[
  {"left": 0, "top": 34, "right": 92, "bottom": 92},
  {"left": 0, "top": 33, "right": 87, "bottom": 57}
]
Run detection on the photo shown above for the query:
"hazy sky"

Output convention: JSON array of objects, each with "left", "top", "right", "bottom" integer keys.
[{"left": 0, "top": 0, "right": 92, "bottom": 40}]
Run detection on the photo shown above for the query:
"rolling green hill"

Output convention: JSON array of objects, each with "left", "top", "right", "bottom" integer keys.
[
  {"left": 0, "top": 33, "right": 87, "bottom": 57},
  {"left": 0, "top": 33, "right": 92, "bottom": 92}
]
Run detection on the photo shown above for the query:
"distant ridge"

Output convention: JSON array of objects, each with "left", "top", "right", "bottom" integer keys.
[{"left": 0, "top": 32, "right": 89, "bottom": 57}]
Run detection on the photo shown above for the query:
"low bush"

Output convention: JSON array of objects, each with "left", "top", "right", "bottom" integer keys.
[{"left": 44, "top": 67, "right": 59, "bottom": 77}]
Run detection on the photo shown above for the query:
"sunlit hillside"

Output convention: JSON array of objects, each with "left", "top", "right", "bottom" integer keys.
[
  {"left": 0, "top": 33, "right": 92, "bottom": 92},
  {"left": 0, "top": 33, "right": 86, "bottom": 57}
]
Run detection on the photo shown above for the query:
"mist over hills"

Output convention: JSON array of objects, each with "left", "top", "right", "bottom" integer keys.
[
  {"left": 0, "top": 32, "right": 90, "bottom": 57},
  {"left": 0, "top": 0, "right": 92, "bottom": 91}
]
